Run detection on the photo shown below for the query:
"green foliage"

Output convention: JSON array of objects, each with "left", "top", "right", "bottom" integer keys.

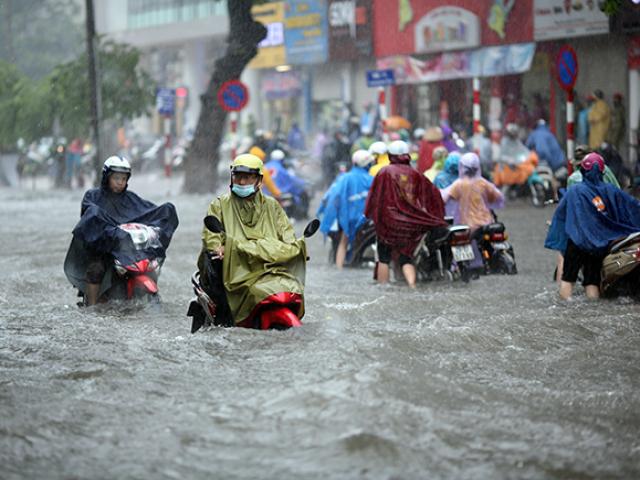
[
  {"left": 0, "top": 39, "right": 155, "bottom": 148},
  {"left": 49, "top": 39, "right": 156, "bottom": 138},
  {"left": 600, "top": 0, "right": 623, "bottom": 16}
]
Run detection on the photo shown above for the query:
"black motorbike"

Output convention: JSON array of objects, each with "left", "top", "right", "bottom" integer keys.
[
  {"left": 414, "top": 219, "right": 476, "bottom": 282},
  {"left": 327, "top": 219, "right": 377, "bottom": 268},
  {"left": 474, "top": 221, "right": 517, "bottom": 275}
]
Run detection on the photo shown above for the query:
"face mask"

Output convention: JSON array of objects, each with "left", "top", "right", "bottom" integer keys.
[{"left": 231, "top": 184, "right": 256, "bottom": 198}]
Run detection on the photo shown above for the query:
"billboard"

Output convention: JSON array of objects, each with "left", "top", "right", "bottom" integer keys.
[
  {"left": 534, "top": 0, "right": 609, "bottom": 40},
  {"left": 328, "top": 0, "right": 372, "bottom": 60},
  {"left": 284, "top": 0, "right": 329, "bottom": 65},
  {"left": 249, "top": 2, "right": 286, "bottom": 69}
]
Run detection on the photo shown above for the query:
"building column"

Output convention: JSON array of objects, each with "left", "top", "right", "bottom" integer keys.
[{"left": 182, "top": 40, "right": 207, "bottom": 132}]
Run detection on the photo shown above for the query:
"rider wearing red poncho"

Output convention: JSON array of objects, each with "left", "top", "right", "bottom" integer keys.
[{"left": 365, "top": 140, "right": 447, "bottom": 287}]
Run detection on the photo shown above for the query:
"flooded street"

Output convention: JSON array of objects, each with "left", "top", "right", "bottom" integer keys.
[{"left": 1, "top": 177, "right": 639, "bottom": 479}]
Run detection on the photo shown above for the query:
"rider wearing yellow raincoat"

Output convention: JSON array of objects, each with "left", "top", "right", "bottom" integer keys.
[{"left": 198, "top": 154, "right": 307, "bottom": 325}]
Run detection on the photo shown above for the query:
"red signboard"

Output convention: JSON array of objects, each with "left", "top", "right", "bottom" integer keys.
[
  {"left": 629, "top": 36, "right": 640, "bottom": 70},
  {"left": 372, "top": 0, "right": 533, "bottom": 58}
]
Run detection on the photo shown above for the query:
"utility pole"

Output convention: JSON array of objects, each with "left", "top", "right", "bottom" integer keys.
[{"left": 85, "top": 0, "right": 102, "bottom": 185}]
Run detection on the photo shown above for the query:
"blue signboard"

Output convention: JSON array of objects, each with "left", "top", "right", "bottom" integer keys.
[
  {"left": 284, "top": 0, "right": 328, "bottom": 65},
  {"left": 366, "top": 69, "right": 396, "bottom": 88},
  {"left": 156, "top": 87, "right": 176, "bottom": 116}
]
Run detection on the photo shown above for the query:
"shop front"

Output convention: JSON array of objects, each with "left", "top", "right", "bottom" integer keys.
[{"left": 372, "top": 0, "right": 534, "bottom": 138}]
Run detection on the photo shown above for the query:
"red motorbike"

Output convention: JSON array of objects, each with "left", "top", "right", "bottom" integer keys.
[{"left": 188, "top": 216, "right": 319, "bottom": 333}]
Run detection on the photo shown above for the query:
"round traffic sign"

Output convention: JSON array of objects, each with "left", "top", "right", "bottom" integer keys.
[
  {"left": 217, "top": 80, "right": 249, "bottom": 112},
  {"left": 555, "top": 46, "right": 578, "bottom": 92}
]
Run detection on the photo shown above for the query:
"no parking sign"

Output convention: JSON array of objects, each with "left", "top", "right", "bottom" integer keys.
[{"left": 217, "top": 80, "right": 249, "bottom": 112}]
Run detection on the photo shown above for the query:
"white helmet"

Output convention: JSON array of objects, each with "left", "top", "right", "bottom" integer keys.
[
  {"left": 413, "top": 128, "right": 425, "bottom": 140},
  {"left": 103, "top": 155, "right": 131, "bottom": 176},
  {"left": 368, "top": 141, "right": 387, "bottom": 156},
  {"left": 388, "top": 140, "right": 410, "bottom": 156},
  {"left": 270, "top": 149, "right": 285, "bottom": 161},
  {"left": 352, "top": 149, "right": 373, "bottom": 168}
]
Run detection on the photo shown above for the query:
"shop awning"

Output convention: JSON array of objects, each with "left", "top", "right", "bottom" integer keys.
[{"left": 376, "top": 43, "right": 536, "bottom": 84}]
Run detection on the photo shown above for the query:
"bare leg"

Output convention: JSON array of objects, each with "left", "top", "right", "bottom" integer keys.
[
  {"left": 556, "top": 253, "right": 564, "bottom": 285},
  {"left": 559, "top": 281, "right": 574, "bottom": 300},
  {"left": 402, "top": 263, "right": 417, "bottom": 288},
  {"left": 377, "top": 263, "right": 390, "bottom": 284},
  {"left": 335, "top": 232, "right": 348, "bottom": 269},
  {"left": 585, "top": 285, "right": 600, "bottom": 299},
  {"left": 85, "top": 283, "right": 100, "bottom": 306}
]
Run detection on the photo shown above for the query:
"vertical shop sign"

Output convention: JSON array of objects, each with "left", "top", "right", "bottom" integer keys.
[
  {"left": 328, "top": 0, "right": 371, "bottom": 60},
  {"left": 249, "top": 2, "right": 286, "bottom": 69},
  {"left": 284, "top": 0, "right": 329, "bottom": 65}
]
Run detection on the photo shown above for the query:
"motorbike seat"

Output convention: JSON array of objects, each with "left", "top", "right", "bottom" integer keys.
[{"left": 610, "top": 232, "right": 640, "bottom": 253}]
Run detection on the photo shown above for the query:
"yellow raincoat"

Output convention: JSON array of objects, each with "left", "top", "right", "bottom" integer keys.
[{"left": 199, "top": 191, "right": 306, "bottom": 324}]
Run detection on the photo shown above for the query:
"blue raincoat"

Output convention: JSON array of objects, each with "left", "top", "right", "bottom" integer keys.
[
  {"left": 525, "top": 124, "right": 565, "bottom": 172},
  {"left": 433, "top": 153, "right": 460, "bottom": 189},
  {"left": 264, "top": 160, "right": 306, "bottom": 200},
  {"left": 317, "top": 166, "right": 372, "bottom": 244},
  {"left": 545, "top": 167, "right": 640, "bottom": 254}
]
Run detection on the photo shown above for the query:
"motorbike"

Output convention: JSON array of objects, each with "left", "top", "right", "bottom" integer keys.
[
  {"left": 187, "top": 216, "right": 320, "bottom": 333},
  {"left": 64, "top": 222, "right": 165, "bottom": 304},
  {"left": 474, "top": 219, "right": 518, "bottom": 275},
  {"left": 600, "top": 232, "right": 640, "bottom": 297},
  {"left": 414, "top": 218, "right": 476, "bottom": 282},
  {"left": 327, "top": 219, "right": 377, "bottom": 268}
]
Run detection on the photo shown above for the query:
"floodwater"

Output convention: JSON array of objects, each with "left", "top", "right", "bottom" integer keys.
[{"left": 1, "top": 174, "right": 639, "bottom": 479}]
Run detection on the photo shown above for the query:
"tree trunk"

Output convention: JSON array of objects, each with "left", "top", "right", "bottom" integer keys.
[{"left": 183, "top": 0, "right": 266, "bottom": 193}]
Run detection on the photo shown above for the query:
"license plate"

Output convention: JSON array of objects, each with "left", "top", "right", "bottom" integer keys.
[
  {"left": 492, "top": 242, "right": 510, "bottom": 250},
  {"left": 452, "top": 244, "right": 474, "bottom": 262}
]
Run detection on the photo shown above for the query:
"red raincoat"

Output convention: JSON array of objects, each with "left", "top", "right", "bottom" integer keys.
[
  {"left": 417, "top": 139, "right": 445, "bottom": 174},
  {"left": 365, "top": 155, "right": 446, "bottom": 257}
]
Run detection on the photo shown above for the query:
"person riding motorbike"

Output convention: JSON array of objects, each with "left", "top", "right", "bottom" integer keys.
[
  {"left": 440, "top": 152, "right": 504, "bottom": 231},
  {"left": 264, "top": 148, "right": 309, "bottom": 219},
  {"left": 364, "top": 140, "right": 446, "bottom": 287},
  {"left": 248, "top": 146, "right": 282, "bottom": 199},
  {"left": 65, "top": 155, "right": 179, "bottom": 306},
  {"left": 317, "top": 150, "right": 374, "bottom": 268},
  {"left": 197, "top": 154, "right": 308, "bottom": 326},
  {"left": 368, "top": 141, "right": 389, "bottom": 176},
  {"left": 424, "top": 146, "right": 448, "bottom": 181},
  {"left": 493, "top": 123, "right": 539, "bottom": 189},
  {"left": 545, "top": 153, "right": 640, "bottom": 300}
]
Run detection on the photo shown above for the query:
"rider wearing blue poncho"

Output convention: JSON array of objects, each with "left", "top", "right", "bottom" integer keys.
[
  {"left": 263, "top": 149, "right": 306, "bottom": 201},
  {"left": 545, "top": 152, "right": 640, "bottom": 299},
  {"left": 317, "top": 149, "right": 374, "bottom": 268}
]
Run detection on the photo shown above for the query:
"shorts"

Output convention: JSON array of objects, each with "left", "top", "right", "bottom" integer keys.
[
  {"left": 377, "top": 239, "right": 413, "bottom": 266},
  {"left": 562, "top": 238, "right": 605, "bottom": 287}
]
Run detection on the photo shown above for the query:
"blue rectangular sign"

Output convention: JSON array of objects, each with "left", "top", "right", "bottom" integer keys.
[
  {"left": 156, "top": 87, "right": 176, "bottom": 116},
  {"left": 284, "top": 0, "right": 328, "bottom": 65},
  {"left": 366, "top": 69, "right": 395, "bottom": 88}
]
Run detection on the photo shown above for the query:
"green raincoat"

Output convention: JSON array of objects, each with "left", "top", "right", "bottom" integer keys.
[{"left": 199, "top": 191, "right": 307, "bottom": 325}]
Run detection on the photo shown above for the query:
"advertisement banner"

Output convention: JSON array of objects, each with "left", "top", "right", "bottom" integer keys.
[
  {"left": 629, "top": 36, "right": 640, "bottom": 70},
  {"left": 376, "top": 43, "right": 536, "bottom": 84},
  {"left": 372, "top": 0, "right": 533, "bottom": 58},
  {"left": 533, "top": 0, "right": 608, "bottom": 41},
  {"left": 284, "top": 0, "right": 329, "bottom": 65},
  {"left": 261, "top": 71, "right": 303, "bottom": 100},
  {"left": 328, "top": 0, "right": 372, "bottom": 60},
  {"left": 249, "top": 2, "right": 286, "bottom": 69}
]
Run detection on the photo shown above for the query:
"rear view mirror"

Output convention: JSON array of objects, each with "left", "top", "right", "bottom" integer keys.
[
  {"left": 204, "top": 215, "right": 225, "bottom": 233},
  {"left": 303, "top": 218, "right": 320, "bottom": 238}
]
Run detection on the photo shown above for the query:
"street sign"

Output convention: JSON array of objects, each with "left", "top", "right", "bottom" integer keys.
[
  {"left": 555, "top": 46, "right": 578, "bottom": 92},
  {"left": 366, "top": 69, "right": 395, "bottom": 88},
  {"left": 156, "top": 87, "right": 176, "bottom": 116},
  {"left": 217, "top": 80, "right": 249, "bottom": 112}
]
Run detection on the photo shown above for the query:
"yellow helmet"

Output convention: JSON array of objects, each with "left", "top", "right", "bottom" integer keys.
[{"left": 231, "top": 154, "right": 263, "bottom": 175}]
